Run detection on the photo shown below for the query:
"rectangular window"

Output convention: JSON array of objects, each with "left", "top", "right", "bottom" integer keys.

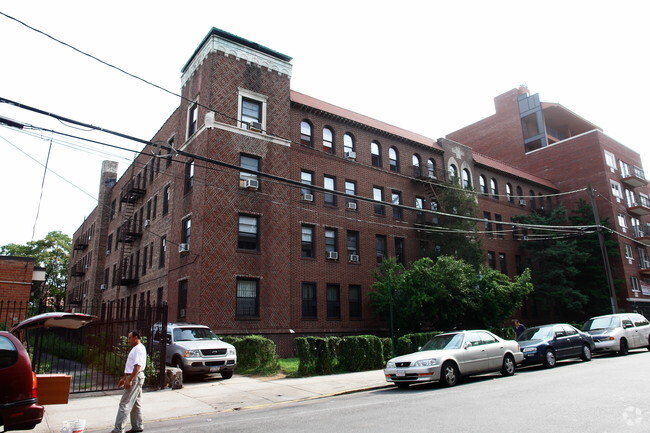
[
  {"left": 238, "top": 215, "right": 259, "bottom": 250},
  {"left": 159, "top": 235, "right": 166, "bottom": 268},
  {"left": 631, "top": 276, "right": 641, "bottom": 292},
  {"left": 325, "top": 229, "right": 337, "bottom": 256},
  {"left": 326, "top": 284, "right": 341, "bottom": 319},
  {"left": 392, "top": 190, "right": 402, "bottom": 219},
  {"left": 187, "top": 103, "right": 198, "bottom": 137},
  {"left": 345, "top": 180, "right": 357, "bottom": 208},
  {"left": 236, "top": 278, "right": 259, "bottom": 317},
  {"left": 347, "top": 231, "right": 359, "bottom": 259},
  {"left": 349, "top": 285, "right": 362, "bottom": 319},
  {"left": 163, "top": 185, "right": 170, "bottom": 215},
  {"left": 301, "top": 225, "right": 315, "bottom": 258},
  {"left": 241, "top": 98, "right": 262, "bottom": 128},
  {"left": 301, "top": 171, "right": 314, "bottom": 199},
  {"left": 488, "top": 251, "right": 496, "bottom": 269},
  {"left": 185, "top": 160, "right": 194, "bottom": 193},
  {"left": 110, "top": 200, "right": 116, "bottom": 220},
  {"left": 146, "top": 200, "right": 152, "bottom": 220},
  {"left": 495, "top": 214, "right": 504, "bottom": 239},
  {"left": 373, "top": 187, "right": 385, "bottom": 215},
  {"left": 142, "top": 246, "right": 147, "bottom": 275},
  {"left": 178, "top": 279, "right": 188, "bottom": 319},
  {"left": 153, "top": 195, "right": 158, "bottom": 219},
  {"left": 107, "top": 234, "right": 113, "bottom": 255},
  {"left": 618, "top": 213, "right": 627, "bottom": 230},
  {"left": 301, "top": 282, "right": 317, "bottom": 319},
  {"left": 181, "top": 218, "right": 191, "bottom": 247},
  {"left": 324, "top": 176, "right": 336, "bottom": 206},
  {"left": 499, "top": 253, "right": 507, "bottom": 274},
  {"left": 620, "top": 160, "right": 631, "bottom": 177},
  {"left": 376, "top": 235, "right": 387, "bottom": 263},
  {"left": 149, "top": 242, "right": 154, "bottom": 268},
  {"left": 395, "top": 237, "right": 405, "bottom": 265},
  {"left": 166, "top": 139, "right": 174, "bottom": 167},
  {"left": 610, "top": 180, "right": 622, "bottom": 199},
  {"left": 604, "top": 150, "right": 616, "bottom": 169},
  {"left": 625, "top": 244, "right": 634, "bottom": 260},
  {"left": 484, "top": 212, "right": 493, "bottom": 237},
  {"left": 240, "top": 154, "right": 260, "bottom": 187}
]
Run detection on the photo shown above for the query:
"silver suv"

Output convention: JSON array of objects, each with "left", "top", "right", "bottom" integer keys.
[
  {"left": 582, "top": 313, "right": 650, "bottom": 355},
  {"left": 152, "top": 323, "right": 236, "bottom": 378}
]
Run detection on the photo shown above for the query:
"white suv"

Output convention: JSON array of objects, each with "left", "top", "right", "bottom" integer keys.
[
  {"left": 152, "top": 323, "right": 237, "bottom": 378},
  {"left": 582, "top": 313, "right": 650, "bottom": 355}
]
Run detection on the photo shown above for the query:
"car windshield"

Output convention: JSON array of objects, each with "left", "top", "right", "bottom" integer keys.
[
  {"left": 583, "top": 316, "right": 621, "bottom": 331},
  {"left": 518, "top": 327, "right": 554, "bottom": 341},
  {"left": 420, "top": 333, "right": 464, "bottom": 351},
  {"left": 173, "top": 327, "right": 219, "bottom": 341}
]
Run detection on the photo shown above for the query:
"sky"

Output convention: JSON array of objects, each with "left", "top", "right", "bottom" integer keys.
[{"left": 0, "top": 0, "right": 648, "bottom": 247}]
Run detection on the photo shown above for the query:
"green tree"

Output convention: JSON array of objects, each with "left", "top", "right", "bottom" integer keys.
[
  {"left": 514, "top": 205, "right": 590, "bottom": 321},
  {"left": 1, "top": 231, "right": 71, "bottom": 309},
  {"left": 426, "top": 183, "right": 483, "bottom": 268}
]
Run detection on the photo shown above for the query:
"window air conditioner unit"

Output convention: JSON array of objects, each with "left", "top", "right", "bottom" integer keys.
[
  {"left": 345, "top": 151, "right": 357, "bottom": 160},
  {"left": 349, "top": 254, "right": 360, "bottom": 262},
  {"left": 248, "top": 121, "right": 263, "bottom": 132},
  {"left": 144, "top": 219, "right": 151, "bottom": 228},
  {"left": 518, "top": 199, "right": 527, "bottom": 206},
  {"left": 244, "top": 179, "right": 259, "bottom": 190},
  {"left": 326, "top": 251, "right": 339, "bottom": 260},
  {"left": 204, "top": 111, "right": 216, "bottom": 129},
  {"left": 178, "top": 243, "right": 190, "bottom": 253},
  {"left": 100, "top": 284, "right": 108, "bottom": 290},
  {"left": 302, "top": 193, "right": 314, "bottom": 202},
  {"left": 106, "top": 249, "right": 111, "bottom": 256},
  {"left": 346, "top": 202, "right": 357, "bottom": 210},
  {"left": 522, "top": 235, "right": 529, "bottom": 241}
]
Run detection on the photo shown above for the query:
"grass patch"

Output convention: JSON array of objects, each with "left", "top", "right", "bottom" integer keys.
[{"left": 278, "top": 358, "right": 300, "bottom": 377}]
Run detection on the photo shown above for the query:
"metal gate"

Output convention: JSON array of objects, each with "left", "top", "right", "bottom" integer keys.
[{"left": 1, "top": 300, "right": 168, "bottom": 393}]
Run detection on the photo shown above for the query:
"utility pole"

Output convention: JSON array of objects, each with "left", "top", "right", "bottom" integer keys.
[{"left": 588, "top": 185, "right": 619, "bottom": 313}]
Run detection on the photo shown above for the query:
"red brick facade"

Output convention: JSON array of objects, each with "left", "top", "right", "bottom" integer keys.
[{"left": 0, "top": 257, "right": 37, "bottom": 326}]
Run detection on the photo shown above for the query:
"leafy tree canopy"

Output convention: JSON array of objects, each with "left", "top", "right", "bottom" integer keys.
[{"left": 1, "top": 231, "right": 71, "bottom": 308}]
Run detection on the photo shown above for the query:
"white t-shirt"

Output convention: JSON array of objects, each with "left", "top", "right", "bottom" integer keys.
[{"left": 125, "top": 342, "right": 147, "bottom": 374}]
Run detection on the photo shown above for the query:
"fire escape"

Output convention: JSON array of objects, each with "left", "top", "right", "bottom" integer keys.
[{"left": 117, "top": 177, "right": 145, "bottom": 287}]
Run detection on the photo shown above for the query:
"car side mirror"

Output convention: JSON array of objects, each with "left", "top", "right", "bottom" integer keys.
[
  {"left": 418, "top": 346, "right": 422, "bottom": 351},
  {"left": 463, "top": 342, "right": 472, "bottom": 349}
]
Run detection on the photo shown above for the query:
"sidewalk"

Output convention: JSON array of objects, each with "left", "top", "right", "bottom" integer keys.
[{"left": 34, "top": 370, "right": 389, "bottom": 432}]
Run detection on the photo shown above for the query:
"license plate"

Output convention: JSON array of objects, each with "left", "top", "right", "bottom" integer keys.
[
  {"left": 396, "top": 369, "right": 405, "bottom": 377},
  {"left": 210, "top": 367, "right": 220, "bottom": 372}
]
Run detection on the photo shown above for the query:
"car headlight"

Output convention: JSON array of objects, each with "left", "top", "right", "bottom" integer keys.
[
  {"left": 386, "top": 361, "right": 396, "bottom": 368},
  {"left": 522, "top": 347, "right": 538, "bottom": 353},
  {"left": 228, "top": 348, "right": 236, "bottom": 356},
  {"left": 183, "top": 349, "right": 202, "bottom": 358},
  {"left": 413, "top": 358, "right": 438, "bottom": 367}
]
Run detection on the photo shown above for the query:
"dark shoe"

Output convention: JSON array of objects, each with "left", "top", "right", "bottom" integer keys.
[{"left": 126, "top": 430, "right": 143, "bottom": 433}]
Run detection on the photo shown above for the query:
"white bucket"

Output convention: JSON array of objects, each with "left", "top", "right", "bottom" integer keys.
[{"left": 61, "top": 419, "right": 86, "bottom": 433}]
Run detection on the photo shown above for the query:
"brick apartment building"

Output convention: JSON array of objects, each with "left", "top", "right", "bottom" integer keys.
[
  {"left": 447, "top": 86, "right": 650, "bottom": 315},
  {"left": 0, "top": 256, "right": 45, "bottom": 326},
  {"left": 67, "top": 28, "right": 648, "bottom": 351}
]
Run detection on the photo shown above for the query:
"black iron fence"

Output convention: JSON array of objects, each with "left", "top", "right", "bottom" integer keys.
[{"left": 0, "top": 300, "right": 168, "bottom": 393}]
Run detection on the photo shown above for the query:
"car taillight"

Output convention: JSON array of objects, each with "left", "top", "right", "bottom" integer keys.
[{"left": 31, "top": 371, "right": 39, "bottom": 398}]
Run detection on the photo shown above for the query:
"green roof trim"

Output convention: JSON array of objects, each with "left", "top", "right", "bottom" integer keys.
[{"left": 181, "top": 27, "right": 292, "bottom": 73}]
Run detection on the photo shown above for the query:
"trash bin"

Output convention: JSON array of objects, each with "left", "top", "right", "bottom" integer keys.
[{"left": 61, "top": 419, "right": 85, "bottom": 433}]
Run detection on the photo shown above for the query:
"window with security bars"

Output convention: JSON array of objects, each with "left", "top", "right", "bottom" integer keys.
[
  {"left": 302, "top": 282, "right": 317, "bottom": 318},
  {"left": 326, "top": 284, "right": 340, "bottom": 319},
  {"left": 236, "top": 278, "right": 259, "bottom": 317}
]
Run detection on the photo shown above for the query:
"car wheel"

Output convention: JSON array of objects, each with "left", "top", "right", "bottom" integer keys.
[
  {"left": 500, "top": 354, "right": 516, "bottom": 376},
  {"left": 221, "top": 370, "right": 233, "bottom": 379},
  {"left": 580, "top": 344, "right": 592, "bottom": 361},
  {"left": 542, "top": 348, "right": 557, "bottom": 368},
  {"left": 440, "top": 362, "right": 459, "bottom": 387},
  {"left": 173, "top": 357, "right": 185, "bottom": 372},
  {"left": 619, "top": 338, "right": 629, "bottom": 356},
  {"left": 396, "top": 382, "right": 410, "bottom": 389}
]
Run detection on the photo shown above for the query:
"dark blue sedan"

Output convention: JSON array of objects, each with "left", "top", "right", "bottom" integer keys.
[{"left": 517, "top": 324, "right": 595, "bottom": 368}]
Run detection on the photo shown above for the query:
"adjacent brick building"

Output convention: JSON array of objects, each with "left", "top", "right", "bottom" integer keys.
[
  {"left": 0, "top": 256, "right": 45, "bottom": 327},
  {"left": 67, "top": 29, "right": 647, "bottom": 353}
]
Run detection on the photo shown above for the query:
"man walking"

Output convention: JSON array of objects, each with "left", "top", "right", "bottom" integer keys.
[
  {"left": 112, "top": 330, "right": 146, "bottom": 433},
  {"left": 513, "top": 319, "right": 526, "bottom": 339}
]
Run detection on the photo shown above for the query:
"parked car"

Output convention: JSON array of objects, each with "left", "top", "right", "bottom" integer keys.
[
  {"left": 517, "top": 323, "right": 594, "bottom": 368},
  {"left": 152, "top": 322, "right": 236, "bottom": 378},
  {"left": 384, "top": 330, "right": 523, "bottom": 388},
  {"left": 582, "top": 313, "right": 650, "bottom": 355},
  {"left": 1, "top": 312, "right": 94, "bottom": 432}
]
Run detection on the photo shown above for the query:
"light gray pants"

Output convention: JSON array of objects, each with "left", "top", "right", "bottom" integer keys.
[{"left": 113, "top": 372, "right": 145, "bottom": 433}]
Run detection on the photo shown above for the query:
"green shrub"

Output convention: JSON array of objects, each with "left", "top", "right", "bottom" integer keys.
[
  {"left": 395, "top": 332, "right": 441, "bottom": 356},
  {"left": 229, "top": 335, "right": 278, "bottom": 370},
  {"left": 338, "top": 335, "right": 385, "bottom": 372},
  {"left": 489, "top": 327, "right": 514, "bottom": 340},
  {"left": 295, "top": 337, "right": 339, "bottom": 375}
]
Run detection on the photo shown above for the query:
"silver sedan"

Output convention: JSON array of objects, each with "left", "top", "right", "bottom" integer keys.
[{"left": 384, "top": 330, "right": 524, "bottom": 388}]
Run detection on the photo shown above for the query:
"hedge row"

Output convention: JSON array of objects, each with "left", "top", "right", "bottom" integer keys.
[{"left": 221, "top": 335, "right": 279, "bottom": 370}]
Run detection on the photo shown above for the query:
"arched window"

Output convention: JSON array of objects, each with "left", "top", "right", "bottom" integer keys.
[
  {"left": 300, "top": 120, "right": 312, "bottom": 147},
  {"left": 412, "top": 154, "right": 422, "bottom": 177},
  {"left": 506, "top": 183, "right": 513, "bottom": 203},
  {"left": 323, "top": 127, "right": 334, "bottom": 153},
  {"left": 462, "top": 168, "right": 472, "bottom": 189},
  {"left": 344, "top": 133, "right": 355, "bottom": 156},
  {"left": 448, "top": 164, "right": 459, "bottom": 183},
  {"left": 479, "top": 175, "right": 488, "bottom": 195},
  {"left": 427, "top": 159, "right": 436, "bottom": 179},
  {"left": 371, "top": 141, "right": 382, "bottom": 167},
  {"left": 389, "top": 147, "right": 399, "bottom": 172},
  {"left": 490, "top": 178, "right": 499, "bottom": 198}
]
